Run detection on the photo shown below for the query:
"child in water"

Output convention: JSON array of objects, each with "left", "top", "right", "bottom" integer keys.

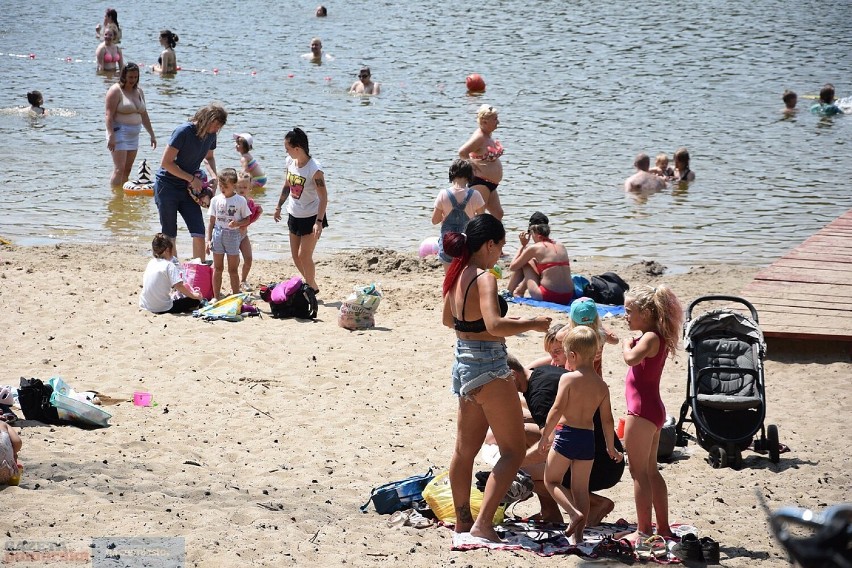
[
  {"left": 649, "top": 153, "right": 674, "bottom": 180},
  {"left": 236, "top": 171, "right": 263, "bottom": 291},
  {"left": 234, "top": 133, "right": 267, "bottom": 190},
  {"left": 810, "top": 84, "right": 842, "bottom": 116},
  {"left": 621, "top": 284, "right": 683, "bottom": 544},
  {"left": 782, "top": 90, "right": 798, "bottom": 114},
  {"left": 539, "top": 326, "right": 622, "bottom": 545},
  {"left": 206, "top": 168, "right": 252, "bottom": 299},
  {"left": 27, "top": 91, "right": 45, "bottom": 115}
]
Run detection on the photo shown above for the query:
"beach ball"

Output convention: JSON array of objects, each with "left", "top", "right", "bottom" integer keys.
[
  {"left": 466, "top": 74, "right": 486, "bottom": 93},
  {"left": 419, "top": 236, "right": 439, "bottom": 258}
]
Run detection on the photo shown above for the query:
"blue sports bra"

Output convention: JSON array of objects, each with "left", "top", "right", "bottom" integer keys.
[{"left": 453, "top": 271, "right": 508, "bottom": 333}]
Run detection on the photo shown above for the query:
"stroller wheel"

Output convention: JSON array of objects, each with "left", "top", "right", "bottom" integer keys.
[
  {"left": 709, "top": 445, "right": 728, "bottom": 469},
  {"left": 729, "top": 451, "right": 743, "bottom": 470},
  {"left": 767, "top": 424, "right": 780, "bottom": 464},
  {"left": 676, "top": 432, "right": 689, "bottom": 447}
]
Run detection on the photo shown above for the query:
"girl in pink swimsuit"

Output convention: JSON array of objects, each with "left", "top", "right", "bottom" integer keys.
[{"left": 621, "top": 284, "right": 683, "bottom": 544}]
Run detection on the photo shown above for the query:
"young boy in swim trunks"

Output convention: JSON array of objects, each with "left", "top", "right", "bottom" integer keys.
[{"left": 539, "top": 326, "right": 622, "bottom": 544}]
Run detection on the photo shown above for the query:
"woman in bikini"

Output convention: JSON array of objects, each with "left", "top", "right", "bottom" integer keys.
[
  {"left": 96, "top": 24, "right": 123, "bottom": 73},
  {"left": 442, "top": 213, "right": 551, "bottom": 542},
  {"left": 105, "top": 63, "right": 156, "bottom": 186},
  {"left": 153, "top": 29, "right": 179, "bottom": 74},
  {"left": 673, "top": 147, "right": 695, "bottom": 182},
  {"left": 458, "top": 104, "right": 505, "bottom": 219},
  {"left": 508, "top": 211, "right": 575, "bottom": 305}
]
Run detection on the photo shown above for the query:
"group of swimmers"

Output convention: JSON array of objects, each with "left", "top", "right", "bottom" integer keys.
[{"left": 782, "top": 83, "right": 845, "bottom": 116}]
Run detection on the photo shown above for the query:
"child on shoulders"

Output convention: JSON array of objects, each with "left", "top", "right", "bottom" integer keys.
[
  {"left": 539, "top": 326, "right": 622, "bottom": 545},
  {"left": 139, "top": 233, "right": 203, "bottom": 314},
  {"left": 234, "top": 133, "right": 267, "bottom": 190},
  {"left": 236, "top": 171, "right": 263, "bottom": 291},
  {"left": 206, "top": 168, "right": 252, "bottom": 299}
]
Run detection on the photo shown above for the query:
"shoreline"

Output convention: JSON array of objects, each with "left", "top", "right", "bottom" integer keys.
[{"left": 1, "top": 242, "right": 847, "bottom": 567}]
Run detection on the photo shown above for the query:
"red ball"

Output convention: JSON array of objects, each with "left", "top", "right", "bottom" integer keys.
[{"left": 466, "top": 74, "right": 486, "bottom": 93}]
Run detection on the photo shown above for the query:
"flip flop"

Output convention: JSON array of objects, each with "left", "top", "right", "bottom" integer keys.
[
  {"left": 387, "top": 510, "right": 410, "bottom": 529},
  {"left": 405, "top": 509, "right": 434, "bottom": 529}
]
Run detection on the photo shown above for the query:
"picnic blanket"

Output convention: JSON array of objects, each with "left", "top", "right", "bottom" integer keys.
[
  {"left": 506, "top": 295, "right": 625, "bottom": 318},
  {"left": 452, "top": 519, "right": 634, "bottom": 557}
]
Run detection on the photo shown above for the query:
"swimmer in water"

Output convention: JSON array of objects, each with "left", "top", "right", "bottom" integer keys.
[
  {"left": 27, "top": 90, "right": 45, "bottom": 115},
  {"left": 781, "top": 90, "right": 797, "bottom": 115},
  {"left": 349, "top": 67, "right": 380, "bottom": 95},
  {"left": 624, "top": 153, "right": 666, "bottom": 192},
  {"left": 810, "top": 84, "right": 842, "bottom": 116}
]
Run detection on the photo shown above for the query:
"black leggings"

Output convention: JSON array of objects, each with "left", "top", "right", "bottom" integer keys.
[{"left": 158, "top": 297, "right": 201, "bottom": 314}]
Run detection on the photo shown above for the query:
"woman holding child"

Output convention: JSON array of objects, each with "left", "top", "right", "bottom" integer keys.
[
  {"left": 442, "top": 214, "right": 551, "bottom": 542},
  {"left": 154, "top": 103, "right": 227, "bottom": 261}
]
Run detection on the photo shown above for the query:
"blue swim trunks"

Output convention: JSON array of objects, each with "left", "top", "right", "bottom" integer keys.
[{"left": 553, "top": 424, "right": 595, "bottom": 461}]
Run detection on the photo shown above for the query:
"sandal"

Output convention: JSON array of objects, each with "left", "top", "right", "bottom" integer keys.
[
  {"left": 386, "top": 510, "right": 410, "bottom": 528},
  {"left": 405, "top": 509, "right": 434, "bottom": 529},
  {"left": 594, "top": 535, "right": 635, "bottom": 564},
  {"left": 635, "top": 534, "right": 667, "bottom": 561}
]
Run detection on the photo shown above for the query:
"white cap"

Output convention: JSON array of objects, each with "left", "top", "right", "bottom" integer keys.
[{"left": 233, "top": 132, "right": 254, "bottom": 149}]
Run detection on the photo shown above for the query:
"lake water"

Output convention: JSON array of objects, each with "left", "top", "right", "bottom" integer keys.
[{"left": 2, "top": 0, "right": 851, "bottom": 269}]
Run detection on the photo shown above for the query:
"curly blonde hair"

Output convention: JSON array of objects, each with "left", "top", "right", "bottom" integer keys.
[
  {"left": 625, "top": 284, "right": 683, "bottom": 358},
  {"left": 191, "top": 103, "right": 228, "bottom": 138}
]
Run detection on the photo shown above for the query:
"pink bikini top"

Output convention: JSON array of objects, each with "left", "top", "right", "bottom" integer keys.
[{"left": 104, "top": 51, "right": 119, "bottom": 63}]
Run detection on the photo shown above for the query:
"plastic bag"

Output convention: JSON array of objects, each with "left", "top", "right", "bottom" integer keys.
[
  {"left": 182, "top": 261, "right": 214, "bottom": 300},
  {"left": 421, "top": 470, "right": 505, "bottom": 525},
  {"left": 47, "top": 377, "right": 111, "bottom": 428},
  {"left": 338, "top": 283, "right": 383, "bottom": 330}
]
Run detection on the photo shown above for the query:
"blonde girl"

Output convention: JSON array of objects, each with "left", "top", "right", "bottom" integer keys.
[
  {"left": 234, "top": 133, "right": 267, "bottom": 189},
  {"left": 621, "top": 284, "right": 683, "bottom": 543},
  {"left": 206, "top": 168, "right": 252, "bottom": 298},
  {"left": 557, "top": 297, "right": 619, "bottom": 377},
  {"left": 235, "top": 171, "right": 263, "bottom": 290}
]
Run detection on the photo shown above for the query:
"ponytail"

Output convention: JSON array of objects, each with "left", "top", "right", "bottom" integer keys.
[{"left": 441, "top": 213, "right": 505, "bottom": 296}]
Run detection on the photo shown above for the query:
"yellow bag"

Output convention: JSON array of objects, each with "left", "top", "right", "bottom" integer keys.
[{"left": 422, "top": 470, "right": 505, "bottom": 525}]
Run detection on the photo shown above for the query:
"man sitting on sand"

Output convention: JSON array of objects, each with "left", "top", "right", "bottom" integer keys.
[
  {"left": 506, "top": 356, "right": 625, "bottom": 526},
  {"left": 624, "top": 153, "right": 666, "bottom": 192},
  {"left": 350, "top": 67, "right": 380, "bottom": 95}
]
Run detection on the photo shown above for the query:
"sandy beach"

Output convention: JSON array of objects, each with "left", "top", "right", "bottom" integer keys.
[{"left": 0, "top": 242, "right": 848, "bottom": 566}]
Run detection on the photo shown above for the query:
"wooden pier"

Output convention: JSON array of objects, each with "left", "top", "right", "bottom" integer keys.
[{"left": 741, "top": 209, "right": 852, "bottom": 341}]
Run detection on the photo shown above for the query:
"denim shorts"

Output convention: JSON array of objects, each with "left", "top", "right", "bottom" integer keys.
[
  {"left": 211, "top": 226, "right": 242, "bottom": 256},
  {"left": 451, "top": 340, "right": 510, "bottom": 397},
  {"left": 111, "top": 122, "right": 141, "bottom": 151},
  {"left": 154, "top": 177, "right": 206, "bottom": 238}
]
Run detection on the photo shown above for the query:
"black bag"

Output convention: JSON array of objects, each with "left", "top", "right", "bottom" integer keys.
[
  {"left": 17, "top": 377, "right": 60, "bottom": 424},
  {"left": 262, "top": 282, "right": 318, "bottom": 319},
  {"left": 584, "top": 272, "right": 630, "bottom": 306},
  {"left": 360, "top": 467, "right": 435, "bottom": 514}
]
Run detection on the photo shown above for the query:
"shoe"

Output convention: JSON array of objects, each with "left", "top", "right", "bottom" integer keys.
[
  {"left": 635, "top": 534, "right": 667, "bottom": 561},
  {"left": 240, "top": 281, "right": 252, "bottom": 292},
  {"left": 671, "top": 532, "right": 702, "bottom": 562},
  {"left": 594, "top": 536, "right": 635, "bottom": 564},
  {"left": 386, "top": 510, "right": 410, "bottom": 528},
  {"left": 405, "top": 509, "right": 434, "bottom": 529},
  {"left": 700, "top": 536, "right": 720, "bottom": 564}
]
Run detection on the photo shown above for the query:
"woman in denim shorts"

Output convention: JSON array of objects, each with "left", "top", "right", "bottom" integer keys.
[{"left": 441, "top": 214, "right": 551, "bottom": 542}]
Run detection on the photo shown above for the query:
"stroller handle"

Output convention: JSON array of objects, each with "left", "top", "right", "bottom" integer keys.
[{"left": 687, "top": 295, "right": 759, "bottom": 323}]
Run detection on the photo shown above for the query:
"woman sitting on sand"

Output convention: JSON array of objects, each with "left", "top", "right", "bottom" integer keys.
[{"left": 507, "top": 212, "right": 574, "bottom": 305}]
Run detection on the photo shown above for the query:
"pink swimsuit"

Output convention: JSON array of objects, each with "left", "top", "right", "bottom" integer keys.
[{"left": 625, "top": 334, "right": 668, "bottom": 429}]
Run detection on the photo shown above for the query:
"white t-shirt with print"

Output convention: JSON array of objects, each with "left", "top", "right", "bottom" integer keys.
[
  {"left": 285, "top": 157, "right": 323, "bottom": 218},
  {"left": 209, "top": 193, "right": 251, "bottom": 230}
]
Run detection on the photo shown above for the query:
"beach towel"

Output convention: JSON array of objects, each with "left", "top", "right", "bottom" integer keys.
[
  {"left": 506, "top": 296, "right": 625, "bottom": 318},
  {"left": 451, "top": 519, "right": 635, "bottom": 557},
  {"left": 193, "top": 293, "right": 249, "bottom": 322}
]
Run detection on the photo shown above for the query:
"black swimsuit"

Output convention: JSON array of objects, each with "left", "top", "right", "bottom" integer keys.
[{"left": 453, "top": 271, "right": 508, "bottom": 333}]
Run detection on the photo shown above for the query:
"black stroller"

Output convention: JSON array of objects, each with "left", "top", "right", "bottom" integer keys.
[{"left": 675, "top": 295, "right": 780, "bottom": 469}]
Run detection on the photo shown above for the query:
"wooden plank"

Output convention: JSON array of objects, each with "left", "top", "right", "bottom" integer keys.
[
  {"left": 741, "top": 208, "right": 852, "bottom": 342},
  {"left": 784, "top": 250, "right": 852, "bottom": 263}
]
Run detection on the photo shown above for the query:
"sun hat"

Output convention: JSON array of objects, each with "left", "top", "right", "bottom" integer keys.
[
  {"left": 570, "top": 297, "right": 598, "bottom": 325},
  {"left": 233, "top": 133, "right": 254, "bottom": 149},
  {"left": 528, "top": 211, "right": 549, "bottom": 227}
]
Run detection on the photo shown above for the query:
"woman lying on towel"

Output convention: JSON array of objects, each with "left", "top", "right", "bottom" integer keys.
[{"left": 507, "top": 212, "right": 574, "bottom": 305}]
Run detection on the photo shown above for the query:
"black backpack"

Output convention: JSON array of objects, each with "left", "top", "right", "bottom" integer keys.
[
  {"left": 261, "top": 282, "right": 318, "bottom": 319},
  {"left": 17, "top": 377, "right": 60, "bottom": 424},
  {"left": 584, "top": 272, "right": 630, "bottom": 306}
]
